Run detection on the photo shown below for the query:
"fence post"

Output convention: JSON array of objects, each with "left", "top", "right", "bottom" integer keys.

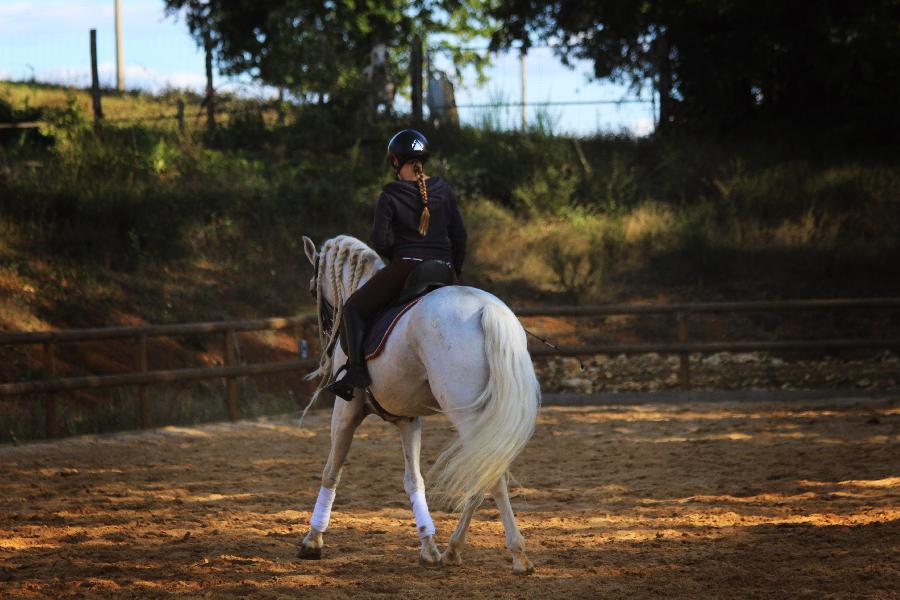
[
  {"left": 276, "top": 88, "right": 286, "bottom": 126},
  {"left": 519, "top": 49, "right": 526, "bottom": 130},
  {"left": 223, "top": 330, "right": 240, "bottom": 421},
  {"left": 676, "top": 312, "right": 691, "bottom": 389},
  {"left": 42, "top": 342, "right": 59, "bottom": 438},
  {"left": 410, "top": 35, "right": 423, "bottom": 123},
  {"left": 89, "top": 29, "right": 103, "bottom": 126},
  {"left": 176, "top": 99, "right": 185, "bottom": 133},
  {"left": 203, "top": 30, "right": 216, "bottom": 135},
  {"left": 136, "top": 333, "right": 151, "bottom": 428}
]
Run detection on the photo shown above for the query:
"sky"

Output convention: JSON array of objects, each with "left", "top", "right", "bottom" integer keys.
[{"left": 0, "top": 0, "right": 656, "bottom": 136}]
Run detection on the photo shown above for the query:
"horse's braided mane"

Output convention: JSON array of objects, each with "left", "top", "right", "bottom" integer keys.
[{"left": 300, "top": 236, "right": 380, "bottom": 422}]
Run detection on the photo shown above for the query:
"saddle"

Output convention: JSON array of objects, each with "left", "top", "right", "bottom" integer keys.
[{"left": 339, "top": 259, "right": 456, "bottom": 361}]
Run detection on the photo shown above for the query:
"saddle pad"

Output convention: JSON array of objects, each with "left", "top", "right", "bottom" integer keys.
[{"left": 364, "top": 298, "right": 423, "bottom": 361}]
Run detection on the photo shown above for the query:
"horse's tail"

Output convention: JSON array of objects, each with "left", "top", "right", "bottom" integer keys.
[{"left": 430, "top": 303, "right": 541, "bottom": 512}]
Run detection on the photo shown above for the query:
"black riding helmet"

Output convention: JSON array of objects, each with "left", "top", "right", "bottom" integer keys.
[{"left": 387, "top": 129, "right": 429, "bottom": 173}]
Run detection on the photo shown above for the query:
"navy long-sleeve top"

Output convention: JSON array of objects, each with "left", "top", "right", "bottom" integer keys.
[{"left": 371, "top": 176, "right": 468, "bottom": 275}]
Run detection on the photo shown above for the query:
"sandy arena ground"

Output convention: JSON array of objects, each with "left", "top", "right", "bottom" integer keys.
[{"left": 1, "top": 395, "right": 898, "bottom": 599}]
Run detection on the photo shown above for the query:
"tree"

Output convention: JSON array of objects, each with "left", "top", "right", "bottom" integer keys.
[
  {"left": 488, "top": 0, "right": 900, "bottom": 137},
  {"left": 164, "top": 0, "right": 497, "bottom": 109}
]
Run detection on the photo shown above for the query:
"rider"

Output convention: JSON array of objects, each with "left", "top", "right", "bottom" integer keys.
[{"left": 325, "top": 129, "right": 468, "bottom": 401}]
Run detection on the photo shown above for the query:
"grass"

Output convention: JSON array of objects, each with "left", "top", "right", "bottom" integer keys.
[{"left": 1, "top": 80, "right": 897, "bottom": 304}]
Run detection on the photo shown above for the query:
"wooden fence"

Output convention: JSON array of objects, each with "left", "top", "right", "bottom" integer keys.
[
  {"left": 1, "top": 298, "right": 899, "bottom": 438},
  {"left": 0, "top": 316, "right": 319, "bottom": 438},
  {"left": 517, "top": 297, "right": 900, "bottom": 389}
]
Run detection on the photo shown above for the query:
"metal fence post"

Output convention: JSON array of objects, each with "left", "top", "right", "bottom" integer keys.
[
  {"left": 42, "top": 342, "right": 59, "bottom": 438},
  {"left": 137, "top": 333, "right": 150, "bottom": 428},
  {"left": 676, "top": 312, "right": 691, "bottom": 389},
  {"left": 223, "top": 330, "right": 240, "bottom": 421}
]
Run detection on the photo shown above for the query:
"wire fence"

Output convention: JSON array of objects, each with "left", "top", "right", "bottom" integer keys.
[{"left": 1, "top": 23, "right": 656, "bottom": 136}]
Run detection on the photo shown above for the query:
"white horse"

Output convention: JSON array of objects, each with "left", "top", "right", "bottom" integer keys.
[{"left": 297, "top": 235, "right": 541, "bottom": 574}]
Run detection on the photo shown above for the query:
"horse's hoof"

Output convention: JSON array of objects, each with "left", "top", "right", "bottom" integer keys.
[
  {"left": 298, "top": 544, "right": 322, "bottom": 560},
  {"left": 439, "top": 550, "right": 463, "bottom": 567},
  {"left": 419, "top": 554, "right": 440, "bottom": 567},
  {"left": 512, "top": 556, "right": 535, "bottom": 575},
  {"left": 419, "top": 536, "right": 441, "bottom": 567}
]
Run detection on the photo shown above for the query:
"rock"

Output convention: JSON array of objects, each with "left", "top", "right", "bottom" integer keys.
[
  {"left": 560, "top": 377, "right": 593, "bottom": 393},
  {"left": 732, "top": 353, "right": 760, "bottom": 364}
]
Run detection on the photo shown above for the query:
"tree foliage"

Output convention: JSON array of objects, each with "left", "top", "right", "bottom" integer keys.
[
  {"left": 163, "top": 0, "right": 496, "bottom": 105},
  {"left": 489, "top": 1, "right": 900, "bottom": 137}
]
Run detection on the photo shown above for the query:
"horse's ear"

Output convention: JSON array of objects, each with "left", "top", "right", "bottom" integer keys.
[{"left": 302, "top": 236, "right": 317, "bottom": 266}]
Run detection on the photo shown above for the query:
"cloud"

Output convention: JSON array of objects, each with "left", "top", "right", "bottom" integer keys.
[
  {"left": 15, "top": 61, "right": 205, "bottom": 93},
  {"left": 17, "top": 60, "right": 271, "bottom": 98},
  {"left": 631, "top": 116, "right": 656, "bottom": 137},
  {"left": 157, "top": 71, "right": 207, "bottom": 91}
]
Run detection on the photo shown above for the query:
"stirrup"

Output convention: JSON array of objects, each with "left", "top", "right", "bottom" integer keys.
[
  {"left": 324, "top": 365, "right": 355, "bottom": 401},
  {"left": 325, "top": 379, "right": 356, "bottom": 402}
]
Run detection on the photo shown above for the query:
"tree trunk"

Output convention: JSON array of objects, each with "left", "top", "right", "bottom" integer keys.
[
  {"left": 656, "top": 31, "right": 674, "bottom": 133},
  {"left": 204, "top": 30, "right": 216, "bottom": 135}
]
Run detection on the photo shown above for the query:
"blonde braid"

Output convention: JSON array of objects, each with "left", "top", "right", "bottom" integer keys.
[
  {"left": 413, "top": 161, "right": 430, "bottom": 236},
  {"left": 350, "top": 251, "right": 367, "bottom": 292},
  {"left": 331, "top": 242, "right": 346, "bottom": 310}
]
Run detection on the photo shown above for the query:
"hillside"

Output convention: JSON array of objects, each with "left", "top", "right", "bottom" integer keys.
[{"left": 2, "top": 80, "right": 899, "bottom": 439}]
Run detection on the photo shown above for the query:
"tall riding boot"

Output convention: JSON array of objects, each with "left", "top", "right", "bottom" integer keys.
[{"left": 325, "top": 305, "right": 372, "bottom": 401}]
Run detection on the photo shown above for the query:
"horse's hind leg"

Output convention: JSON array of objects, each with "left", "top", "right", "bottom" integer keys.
[
  {"left": 394, "top": 417, "right": 441, "bottom": 566},
  {"left": 298, "top": 393, "right": 365, "bottom": 560},
  {"left": 492, "top": 472, "right": 534, "bottom": 574},
  {"left": 440, "top": 495, "right": 482, "bottom": 567}
]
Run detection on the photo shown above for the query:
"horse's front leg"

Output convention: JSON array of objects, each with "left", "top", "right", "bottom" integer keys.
[
  {"left": 298, "top": 391, "right": 365, "bottom": 560},
  {"left": 394, "top": 417, "right": 441, "bottom": 566}
]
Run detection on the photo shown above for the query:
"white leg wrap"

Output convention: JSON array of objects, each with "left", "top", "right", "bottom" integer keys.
[
  {"left": 310, "top": 486, "right": 337, "bottom": 532},
  {"left": 410, "top": 489, "right": 436, "bottom": 539}
]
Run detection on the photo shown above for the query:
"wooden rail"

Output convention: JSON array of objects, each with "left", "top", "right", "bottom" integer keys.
[
  {"left": 0, "top": 121, "right": 44, "bottom": 130},
  {"left": 0, "top": 316, "right": 309, "bottom": 345},
  {"left": 1, "top": 359, "right": 318, "bottom": 396},
  {"left": 516, "top": 297, "right": 900, "bottom": 389},
  {"left": 511, "top": 297, "right": 900, "bottom": 316},
  {"left": 2, "top": 298, "right": 899, "bottom": 439},
  {"left": 1, "top": 315, "right": 316, "bottom": 438}
]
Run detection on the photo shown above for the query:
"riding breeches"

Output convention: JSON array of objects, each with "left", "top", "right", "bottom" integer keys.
[{"left": 345, "top": 256, "right": 453, "bottom": 322}]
